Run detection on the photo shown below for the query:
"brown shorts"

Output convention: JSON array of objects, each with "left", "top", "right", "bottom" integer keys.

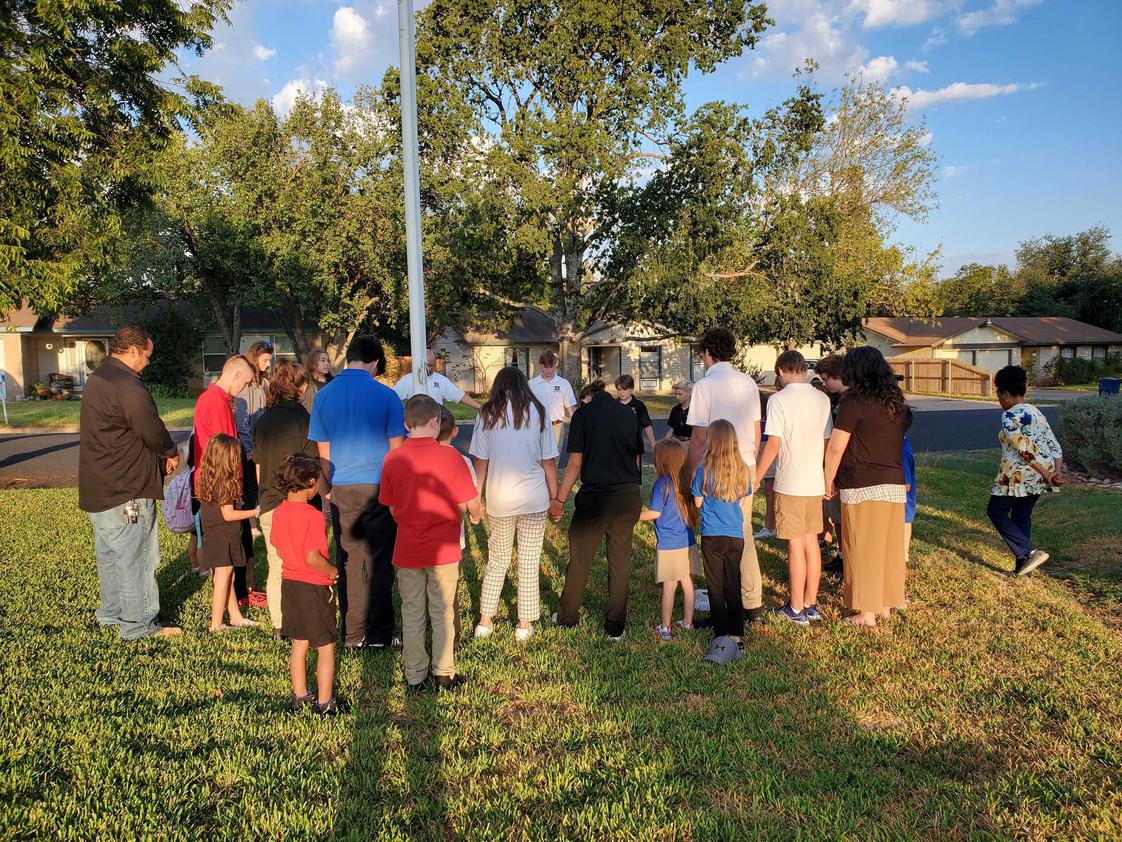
[
  {"left": 775, "top": 493, "right": 824, "bottom": 539},
  {"left": 280, "top": 580, "right": 337, "bottom": 648}
]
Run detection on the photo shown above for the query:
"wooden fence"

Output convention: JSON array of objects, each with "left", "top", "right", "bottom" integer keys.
[{"left": 889, "top": 358, "right": 992, "bottom": 396}]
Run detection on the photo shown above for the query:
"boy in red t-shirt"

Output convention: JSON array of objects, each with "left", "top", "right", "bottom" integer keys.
[
  {"left": 270, "top": 453, "right": 340, "bottom": 715},
  {"left": 380, "top": 395, "right": 482, "bottom": 691}
]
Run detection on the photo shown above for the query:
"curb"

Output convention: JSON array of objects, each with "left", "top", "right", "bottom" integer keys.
[{"left": 0, "top": 426, "right": 193, "bottom": 435}]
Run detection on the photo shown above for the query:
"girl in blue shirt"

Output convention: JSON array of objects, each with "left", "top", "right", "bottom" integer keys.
[
  {"left": 640, "top": 440, "right": 698, "bottom": 640},
  {"left": 691, "top": 420, "right": 752, "bottom": 655}
]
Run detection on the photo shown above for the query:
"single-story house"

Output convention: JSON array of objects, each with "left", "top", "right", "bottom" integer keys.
[
  {"left": 0, "top": 301, "right": 317, "bottom": 397},
  {"left": 433, "top": 310, "right": 821, "bottom": 393},
  {"left": 862, "top": 316, "right": 1122, "bottom": 379}
]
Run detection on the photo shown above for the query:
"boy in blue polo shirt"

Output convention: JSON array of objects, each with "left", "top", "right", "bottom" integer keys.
[{"left": 309, "top": 336, "right": 406, "bottom": 650}]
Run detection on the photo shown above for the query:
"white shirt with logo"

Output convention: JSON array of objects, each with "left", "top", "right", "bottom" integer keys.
[
  {"left": 394, "top": 371, "right": 466, "bottom": 406},
  {"left": 528, "top": 374, "right": 577, "bottom": 423},
  {"left": 686, "top": 361, "right": 762, "bottom": 467},
  {"left": 469, "top": 404, "right": 559, "bottom": 516},
  {"left": 764, "top": 382, "right": 833, "bottom": 496}
]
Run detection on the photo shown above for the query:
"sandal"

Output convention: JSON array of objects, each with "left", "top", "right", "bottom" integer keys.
[{"left": 229, "top": 618, "right": 262, "bottom": 629}]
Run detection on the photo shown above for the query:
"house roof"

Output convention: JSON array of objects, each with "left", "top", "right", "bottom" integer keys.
[
  {"left": 2, "top": 300, "right": 317, "bottom": 334},
  {"left": 863, "top": 316, "right": 1122, "bottom": 347},
  {"left": 459, "top": 309, "right": 559, "bottom": 345}
]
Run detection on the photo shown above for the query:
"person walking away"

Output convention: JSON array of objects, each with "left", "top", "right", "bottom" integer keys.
[
  {"left": 615, "top": 374, "right": 657, "bottom": 454},
  {"left": 196, "top": 434, "right": 261, "bottom": 632},
  {"left": 686, "top": 328, "right": 765, "bottom": 626},
  {"left": 253, "top": 359, "right": 321, "bottom": 635},
  {"left": 309, "top": 336, "right": 405, "bottom": 650},
  {"left": 665, "top": 380, "right": 694, "bottom": 443},
  {"left": 394, "top": 348, "right": 482, "bottom": 410},
  {"left": 640, "top": 440, "right": 698, "bottom": 639},
  {"left": 754, "top": 351, "right": 832, "bottom": 626},
  {"left": 470, "top": 367, "right": 559, "bottom": 644},
  {"left": 550, "top": 380, "right": 644, "bottom": 640},
  {"left": 301, "top": 349, "right": 334, "bottom": 413},
  {"left": 823, "top": 347, "right": 909, "bottom": 627},
  {"left": 79, "top": 325, "right": 182, "bottom": 639},
  {"left": 529, "top": 350, "right": 577, "bottom": 451},
  {"left": 380, "top": 396, "right": 483, "bottom": 691},
  {"left": 691, "top": 420, "right": 752, "bottom": 664},
  {"left": 987, "top": 365, "right": 1064, "bottom": 576},
  {"left": 271, "top": 453, "right": 341, "bottom": 716}
]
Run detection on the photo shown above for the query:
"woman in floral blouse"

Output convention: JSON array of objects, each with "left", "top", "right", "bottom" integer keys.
[{"left": 987, "top": 365, "right": 1065, "bottom": 576}]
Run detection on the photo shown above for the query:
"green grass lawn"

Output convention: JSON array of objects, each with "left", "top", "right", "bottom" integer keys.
[
  {"left": 1, "top": 398, "right": 196, "bottom": 430},
  {"left": 2, "top": 452, "right": 1120, "bottom": 839}
]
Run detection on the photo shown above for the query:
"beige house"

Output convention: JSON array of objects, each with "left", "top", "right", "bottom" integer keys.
[{"left": 863, "top": 316, "right": 1122, "bottom": 379}]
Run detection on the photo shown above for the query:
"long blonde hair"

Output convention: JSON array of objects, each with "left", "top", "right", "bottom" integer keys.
[
  {"left": 700, "top": 419, "right": 749, "bottom": 502},
  {"left": 652, "top": 440, "right": 696, "bottom": 527}
]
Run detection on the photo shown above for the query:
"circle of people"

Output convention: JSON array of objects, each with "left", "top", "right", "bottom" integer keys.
[{"left": 79, "top": 326, "right": 1064, "bottom": 715}]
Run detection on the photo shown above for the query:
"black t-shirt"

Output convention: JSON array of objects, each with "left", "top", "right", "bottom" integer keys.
[
  {"left": 620, "top": 397, "right": 652, "bottom": 428},
  {"left": 833, "top": 392, "right": 906, "bottom": 490},
  {"left": 567, "top": 392, "right": 643, "bottom": 493},
  {"left": 251, "top": 398, "right": 319, "bottom": 513},
  {"left": 667, "top": 404, "right": 692, "bottom": 440}
]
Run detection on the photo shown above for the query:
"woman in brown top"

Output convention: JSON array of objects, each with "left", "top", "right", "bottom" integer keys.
[
  {"left": 823, "top": 347, "right": 908, "bottom": 627},
  {"left": 301, "top": 349, "right": 334, "bottom": 412}
]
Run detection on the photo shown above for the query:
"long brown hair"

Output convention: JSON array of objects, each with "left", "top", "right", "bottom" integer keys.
[
  {"left": 197, "top": 434, "right": 242, "bottom": 506},
  {"left": 266, "top": 359, "right": 308, "bottom": 407},
  {"left": 699, "top": 419, "right": 749, "bottom": 502},
  {"left": 652, "top": 439, "right": 695, "bottom": 527},
  {"left": 479, "top": 366, "right": 547, "bottom": 432},
  {"left": 303, "top": 348, "right": 331, "bottom": 383},
  {"left": 245, "top": 341, "right": 273, "bottom": 385}
]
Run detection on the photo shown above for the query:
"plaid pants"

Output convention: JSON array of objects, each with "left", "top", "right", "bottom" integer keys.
[{"left": 480, "top": 511, "right": 548, "bottom": 622}]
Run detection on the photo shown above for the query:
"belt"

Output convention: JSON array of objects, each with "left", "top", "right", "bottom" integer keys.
[{"left": 552, "top": 420, "right": 564, "bottom": 425}]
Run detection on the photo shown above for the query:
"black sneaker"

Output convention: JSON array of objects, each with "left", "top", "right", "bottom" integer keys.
[
  {"left": 406, "top": 676, "right": 434, "bottom": 693},
  {"left": 1014, "top": 549, "right": 1050, "bottom": 577},
  {"left": 314, "top": 697, "right": 345, "bottom": 717},
  {"left": 366, "top": 633, "right": 403, "bottom": 651},
  {"left": 745, "top": 607, "right": 764, "bottom": 625},
  {"left": 692, "top": 615, "right": 713, "bottom": 630},
  {"left": 290, "top": 691, "right": 314, "bottom": 712},
  {"left": 434, "top": 674, "right": 465, "bottom": 692}
]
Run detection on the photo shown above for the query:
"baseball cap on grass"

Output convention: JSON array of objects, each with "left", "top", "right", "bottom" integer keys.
[{"left": 703, "top": 635, "right": 741, "bottom": 665}]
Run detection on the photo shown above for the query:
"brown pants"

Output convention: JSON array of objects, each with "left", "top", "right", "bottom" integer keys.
[
  {"left": 258, "top": 507, "right": 284, "bottom": 629},
  {"left": 738, "top": 467, "right": 762, "bottom": 610},
  {"left": 398, "top": 563, "right": 460, "bottom": 683},
  {"left": 841, "top": 500, "right": 906, "bottom": 612}
]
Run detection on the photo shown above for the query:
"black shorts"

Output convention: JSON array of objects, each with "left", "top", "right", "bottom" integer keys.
[
  {"left": 281, "top": 580, "right": 337, "bottom": 647},
  {"left": 201, "top": 537, "right": 246, "bottom": 569}
]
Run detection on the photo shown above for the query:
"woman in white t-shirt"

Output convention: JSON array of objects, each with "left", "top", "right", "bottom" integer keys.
[{"left": 469, "top": 367, "right": 560, "bottom": 643}]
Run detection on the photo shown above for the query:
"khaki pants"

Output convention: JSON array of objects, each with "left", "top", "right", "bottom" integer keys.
[
  {"left": 739, "top": 465, "right": 762, "bottom": 611},
  {"left": 398, "top": 563, "right": 460, "bottom": 683},
  {"left": 841, "top": 500, "right": 906, "bottom": 612},
  {"left": 552, "top": 421, "right": 566, "bottom": 452},
  {"left": 258, "top": 507, "right": 284, "bottom": 630}
]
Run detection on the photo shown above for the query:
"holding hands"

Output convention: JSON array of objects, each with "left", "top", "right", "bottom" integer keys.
[{"left": 549, "top": 497, "right": 565, "bottom": 522}]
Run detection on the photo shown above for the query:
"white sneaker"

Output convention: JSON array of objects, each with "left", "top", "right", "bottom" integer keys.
[
  {"left": 754, "top": 527, "right": 776, "bottom": 539},
  {"left": 473, "top": 624, "right": 493, "bottom": 639},
  {"left": 514, "top": 625, "right": 533, "bottom": 643}
]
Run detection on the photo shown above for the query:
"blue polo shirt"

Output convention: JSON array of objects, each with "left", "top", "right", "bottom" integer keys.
[
  {"left": 308, "top": 369, "right": 406, "bottom": 485},
  {"left": 650, "top": 475, "right": 695, "bottom": 551},
  {"left": 691, "top": 466, "right": 750, "bottom": 539}
]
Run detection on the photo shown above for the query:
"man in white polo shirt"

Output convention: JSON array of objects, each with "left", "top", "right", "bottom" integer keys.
[
  {"left": 686, "top": 327, "right": 764, "bottom": 625},
  {"left": 528, "top": 350, "right": 577, "bottom": 449},
  {"left": 394, "top": 349, "right": 482, "bottom": 410}
]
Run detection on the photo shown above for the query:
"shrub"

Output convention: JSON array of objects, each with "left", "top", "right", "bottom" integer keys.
[
  {"left": 1057, "top": 396, "right": 1122, "bottom": 474},
  {"left": 137, "top": 308, "right": 204, "bottom": 394},
  {"left": 1045, "top": 353, "right": 1122, "bottom": 386}
]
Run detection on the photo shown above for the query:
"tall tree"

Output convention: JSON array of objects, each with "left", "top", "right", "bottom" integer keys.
[{"left": 0, "top": 0, "right": 230, "bottom": 315}]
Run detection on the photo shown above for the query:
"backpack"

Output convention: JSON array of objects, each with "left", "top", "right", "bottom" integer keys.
[{"left": 162, "top": 467, "right": 195, "bottom": 533}]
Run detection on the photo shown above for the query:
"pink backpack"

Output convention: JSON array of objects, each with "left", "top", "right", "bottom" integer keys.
[{"left": 162, "top": 468, "right": 194, "bottom": 533}]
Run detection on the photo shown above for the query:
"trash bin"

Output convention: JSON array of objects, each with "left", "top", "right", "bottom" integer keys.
[{"left": 1099, "top": 377, "right": 1121, "bottom": 396}]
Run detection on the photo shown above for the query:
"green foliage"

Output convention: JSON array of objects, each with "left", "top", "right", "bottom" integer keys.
[
  {"left": 1046, "top": 355, "right": 1121, "bottom": 387},
  {"left": 136, "top": 307, "right": 204, "bottom": 394},
  {"left": 1058, "top": 396, "right": 1122, "bottom": 474},
  {"left": 0, "top": 0, "right": 231, "bottom": 316}
]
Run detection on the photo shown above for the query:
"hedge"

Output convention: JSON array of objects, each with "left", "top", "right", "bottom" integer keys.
[{"left": 1057, "top": 395, "right": 1122, "bottom": 474}]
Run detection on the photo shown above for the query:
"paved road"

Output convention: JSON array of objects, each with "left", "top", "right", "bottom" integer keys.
[{"left": 0, "top": 404, "right": 1061, "bottom": 489}]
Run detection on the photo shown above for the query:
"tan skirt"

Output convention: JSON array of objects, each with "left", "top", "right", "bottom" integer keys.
[
  {"left": 656, "top": 547, "right": 693, "bottom": 583},
  {"left": 841, "top": 500, "right": 906, "bottom": 612}
]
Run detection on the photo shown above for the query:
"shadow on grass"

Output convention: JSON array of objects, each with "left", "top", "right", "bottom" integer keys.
[{"left": 156, "top": 548, "right": 205, "bottom": 627}]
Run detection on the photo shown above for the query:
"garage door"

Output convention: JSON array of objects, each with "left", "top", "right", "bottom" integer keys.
[{"left": 975, "top": 349, "right": 1013, "bottom": 372}]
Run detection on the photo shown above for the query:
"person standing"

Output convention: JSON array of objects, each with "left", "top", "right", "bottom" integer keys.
[
  {"left": 309, "top": 336, "right": 405, "bottom": 650},
  {"left": 394, "top": 348, "right": 482, "bottom": 410},
  {"left": 470, "top": 367, "right": 559, "bottom": 644},
  {"left": 615, "top": 374, "right": 657, "bottom": 454},
  {"left": 665, "top": 380, "right": 693, "bottom": 442},
  {"left": 686, "top": 328, "right": 764, "bottom": 626},
  {"left": 235, "top": 340, "right": 272, "bottom": 460},
  {"left": 79, "top": 325, "right": 182, "bottom": 640},
  {"left": 528, "top": 350, "right": 577, "bottom": 451},
  {"left": 301, "top": 348, "right": 334, "bottom": 413},
  {"left": 253, "top": 360, "right": 321, "bottom": 634},
  {"left": 754, "top": 351, "right": 833, "bottom": 626},
  {"left": 823, "top": 347, "right": 909, "bottom": 627},
  {"left": 550, "top": 380, "right": 644, "bottom": 640}
]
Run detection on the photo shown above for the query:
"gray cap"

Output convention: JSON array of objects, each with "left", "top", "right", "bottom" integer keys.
[{"left": 703, "top": 635, "right": 741, "bottom": 665}]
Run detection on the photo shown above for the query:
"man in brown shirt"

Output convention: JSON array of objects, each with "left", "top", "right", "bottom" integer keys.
[{"left": 79, "top": 326, "right": 181, "bottom": 640}]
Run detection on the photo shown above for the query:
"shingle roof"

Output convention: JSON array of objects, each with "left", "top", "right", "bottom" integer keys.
[
  {"left": 863, "top": 316, "right": 1122, "bottom": 347},
  {"left": 2, "top": 299, "right": 317, "bottom": 333},
  {"left": 863, "top": 317, "right": 989, "bottom": 346},
  {"left": 459, "top": 309, "right": 558, "bottom": 345}
]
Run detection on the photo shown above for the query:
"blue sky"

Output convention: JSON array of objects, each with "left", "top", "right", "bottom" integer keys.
[{"left": 179, "top": 0, "right": 1122, "bottom": 275}]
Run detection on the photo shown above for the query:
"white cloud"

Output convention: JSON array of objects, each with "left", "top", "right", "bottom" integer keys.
[
  {"left": 957, "top": 0, "right": 1041, "bottom": 36},
  {"left": 253, "top": 44, "right": 275, "bottom": 61},
  {"left": 922, "top": 26, "right": 948, "bottom": 51},
  {"left": 895, "top": 81, "right": 1025, "bottom": 109},
  {"left": 850, "top": 0, "right": 944, "bottom": 28},
  {"left": 182, "top": 0, "right": 272, "bottom": 104},
  {"left": 905, "top": 59, "right": 929, "bottom": 73},
  {"left": 750, "top": 13, "right": 868, "bottom": 82},
  {"left": 861, "top": 55, "right": 899, "bottom": 82},
  {"left": 941, "top": 164, "right": 966, "bottom": 179},
  {"left": 332, "top": 6, "right": 373, "bottom": 77},
  {"left": 272, "top": 77, "right": 329, "bottom": 118},
  {"left": 918, "top": 129, "right": 934, "bottom": 146}
]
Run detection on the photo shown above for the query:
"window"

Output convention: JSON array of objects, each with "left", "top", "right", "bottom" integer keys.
[
  {"left": 588, "top": 347, "right": 604, "bottom": 380},
  {"left": 638, "top": 346, "right": 662, "bottom": 392},
  {"left": 690, "top": 344, "right": 705, "bottom": 383},
  {"left": 507, "top": 347, "right": 530, "bottom": 377},
  {"left": 84, "top": 339, "right": 107, "bottom": 373},
  {"left": 272, "top": 336, "right": 297, "bottom": 365},
  {"left": 205, "top": 333, "right": 298, "bottom": 375},
  {"left": 1060, "top": 346, "right": 1076, "bottom": 359},
  {"left": 203, "top": 335, "right": 228, "bottom": 375},
  {"left": 1092, "top": 345, "right": 1107, "bottom": 361}
]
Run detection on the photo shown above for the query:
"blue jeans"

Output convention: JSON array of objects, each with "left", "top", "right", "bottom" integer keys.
[
  {"left": 87, "top": 499, "right": 162, "bottom": 640},
  {"left": 986, "top": 494, "right": 1039, "bottom": 563}
]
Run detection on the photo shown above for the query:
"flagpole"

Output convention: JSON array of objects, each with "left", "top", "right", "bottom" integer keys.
[{"left": 398, "top": 0, "right": 427, "bottom": 392}]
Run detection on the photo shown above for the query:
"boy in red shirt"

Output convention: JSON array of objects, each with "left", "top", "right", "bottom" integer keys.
[
  {"left": 380, "top": 395, "right": 482, "bottom": 691},
  {"left": 270, "top": 453, "right": 340, "bottom": 716}
]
